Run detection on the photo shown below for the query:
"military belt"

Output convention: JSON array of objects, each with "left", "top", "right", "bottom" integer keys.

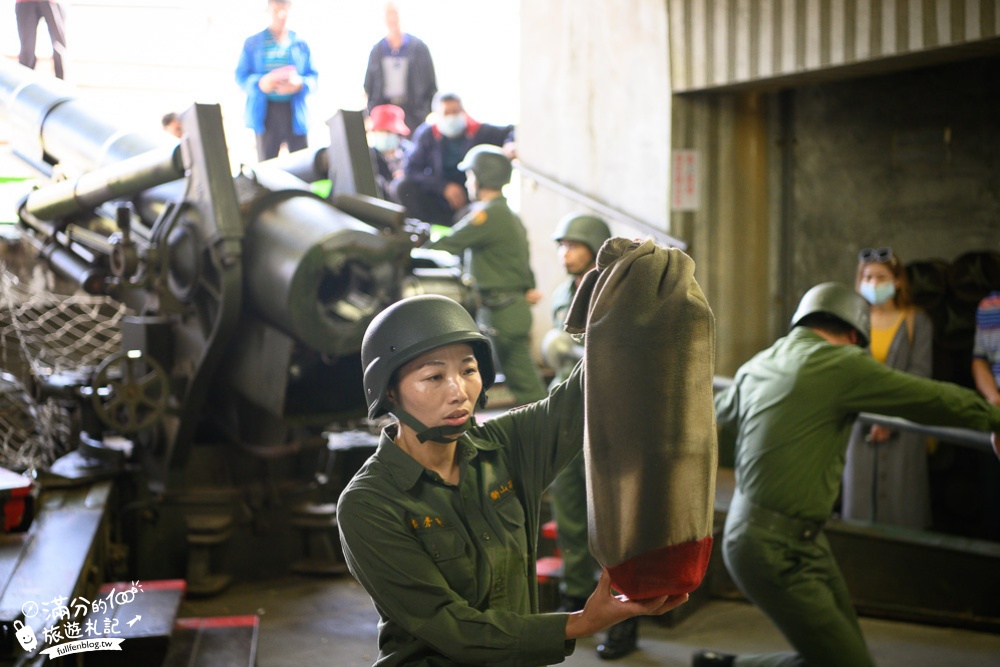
[{"left": 733, "top": 493, "right": 825, "bottom": 541}]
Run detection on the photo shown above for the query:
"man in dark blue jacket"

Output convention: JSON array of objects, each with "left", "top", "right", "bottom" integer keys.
[
  {"left": 364, "top": 2, "right": 437, "bottom": 135},
  {"left": 391, "top": 92, "right": 514, "bottom": 226}
]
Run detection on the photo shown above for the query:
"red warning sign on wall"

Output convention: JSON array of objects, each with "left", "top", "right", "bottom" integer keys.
[{"left": 671, "top": 150, "right": 699, "bottom": 212}]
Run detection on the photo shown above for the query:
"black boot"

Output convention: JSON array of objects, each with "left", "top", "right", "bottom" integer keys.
[
  {"left": 595, "top": 617, "right": 638, "bottom": 660},
  {"left": 692, "top": 649, "right": 736, "bottom": 666}
]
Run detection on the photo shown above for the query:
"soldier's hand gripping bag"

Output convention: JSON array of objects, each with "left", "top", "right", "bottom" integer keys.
[{"left": 564, "top": 237, "right": 717, "bottom": 599}]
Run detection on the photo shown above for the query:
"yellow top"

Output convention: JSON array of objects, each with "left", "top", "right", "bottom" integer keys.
[{"left": 869, "top": 312, "right": 905, "bottom": 364}]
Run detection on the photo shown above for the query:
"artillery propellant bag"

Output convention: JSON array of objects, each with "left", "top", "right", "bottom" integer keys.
[{"left": 564, "top": 237, "right": 717, "bottom": 599}]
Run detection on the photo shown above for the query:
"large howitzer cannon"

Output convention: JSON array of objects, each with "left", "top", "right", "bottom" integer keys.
[{"left": 0, "top": 60, "right": 465, "bottom": 595}]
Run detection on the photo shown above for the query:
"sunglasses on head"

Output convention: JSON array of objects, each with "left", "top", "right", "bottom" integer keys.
[{"left": 859, "top": 247, "right": 894, "bottom": 263}]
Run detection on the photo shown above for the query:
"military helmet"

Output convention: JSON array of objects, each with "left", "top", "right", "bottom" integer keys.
[
  {"left": 790, "top": 282, "right": 871, "bottom": 347},
  {"left": 457, "top": 144, "right": 512, "bottom": 189},
  {"left": 552, "top": 213, "right": 612, "bottom": 256},
  {"left": 361, "top": 295, "right": 495, "bottom": 420}
]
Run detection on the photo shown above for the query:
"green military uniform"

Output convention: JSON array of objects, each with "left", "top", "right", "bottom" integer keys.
[
  {"left": 548, "top": 279, "right": 577, "bottom": 388},
  {"left": 428, "top": 196, "right": 547, "bottom": 405},
  {"left": 715, "top": 327, "right": 1000, "bottom": 667},
  {"left": 547, "top": 277, "right": 598, "bottom": 604},
  {"left": 338, "top": 363, "right": 585, "bottom": 666}
]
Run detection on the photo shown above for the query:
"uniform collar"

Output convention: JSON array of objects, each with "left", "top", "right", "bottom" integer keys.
[
  {"left": 376, "top": 425, "right": 501, "bottom": 490},
  {"left": 483, "top": 195, "right": 507, "bottom": 209},
  {"left": 788, "top": 327, "right": 828, "bottom": 347},
  {"left": 789, "top": 326, "right": 823, "bottom": 341}
]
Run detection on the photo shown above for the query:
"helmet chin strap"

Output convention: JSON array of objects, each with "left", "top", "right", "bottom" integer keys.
[{"left": 390, "top": 405, "right": 479, "bottom": 444}]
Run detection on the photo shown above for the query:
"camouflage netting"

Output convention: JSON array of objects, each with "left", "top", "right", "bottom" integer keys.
[
  {"left": 0, "top": 267, "right": 130, "bottom": 471},
  {"left": 0, "top": 375, "right": 72, "bottom": 472}
]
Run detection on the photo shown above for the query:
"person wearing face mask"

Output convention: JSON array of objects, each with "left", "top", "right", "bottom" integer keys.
[
  {"left": 337, "top": 294, "right": 690, "bottom": 666},
  {"left": 391, "top": 91, "right": 515, "bottom": 226},
  {"left": 842, "top": 246, "right": 935, "bottom": 530},
  {"left": 367, "top": 104, "right": 410, "bottom": 200}
]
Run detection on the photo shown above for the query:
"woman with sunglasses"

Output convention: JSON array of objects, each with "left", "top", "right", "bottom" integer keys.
[{"left": 842, "top": 247, "right": 934, "bottom": 530}]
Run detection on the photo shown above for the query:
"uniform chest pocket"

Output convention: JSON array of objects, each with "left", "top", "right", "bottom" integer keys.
[
  {"left": 494, "top": 494, "right": 526, "bottom": 530},
  {"left": 493, "top": 495, "right": 529, "bottom": 557},
  {"left": 417, "top": 528, "right": 478, "bottom": 601}
]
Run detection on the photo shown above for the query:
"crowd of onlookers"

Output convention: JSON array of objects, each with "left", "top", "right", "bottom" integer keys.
[{"left": 230, "top": 0, "right": 517, "bottom": 230}]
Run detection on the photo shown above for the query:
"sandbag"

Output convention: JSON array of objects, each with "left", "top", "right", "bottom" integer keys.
[{"left": 564, "top": 237, "right": 717, "bottom": 600}]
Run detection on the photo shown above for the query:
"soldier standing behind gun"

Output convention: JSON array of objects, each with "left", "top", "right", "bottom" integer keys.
[
  {"left": 542, "top": 213, "right": 641, "bottom": 659},
  {"left": 424, "top": 145, "right": 547, "bottom": 407}
]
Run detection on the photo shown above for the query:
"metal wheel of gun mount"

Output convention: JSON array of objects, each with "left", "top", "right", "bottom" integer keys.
[{"left": 91, "top": 350, "right": 170, "bottom": 433}]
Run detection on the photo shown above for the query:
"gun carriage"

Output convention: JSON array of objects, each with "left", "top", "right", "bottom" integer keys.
[{"left": 0, "top": 62, "right": 469, "bottom": 650}]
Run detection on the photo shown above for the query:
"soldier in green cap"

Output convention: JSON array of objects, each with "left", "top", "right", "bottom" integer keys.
[
  {"left": 541, "top": 213, "right": 639, "bottom": 659},
  {"left": 424, "top": 144, "right": 547, "bottom": 406},
  {"left": 543, "top": 213, "right": 612, "bottom": 387},
  {"left": 337, "top": 294, "right": 688, "bottom": 665},
  {"left": 695, "top": 282, "right": 1000, "bottom": 667}
]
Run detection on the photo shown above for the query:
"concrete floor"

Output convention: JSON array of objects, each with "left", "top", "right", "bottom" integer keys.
[{"left": 178, "top": 572, "right": 1000, "bottom": 667}]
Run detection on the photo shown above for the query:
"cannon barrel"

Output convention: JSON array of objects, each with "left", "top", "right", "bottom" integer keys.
[
  {"left": 25, "top": 145, "right": 184, "bottom": 220},
  {"left": 0, "top": 60, "right": 176, "bottom": 176},
  {"left": 0, "top": 61, "right": 410, "bottom": 358},
  {"left": 260, "top": 146, "right": 329, "bottom": 183},
  {"left": 0, "top": 60, "right": 473, "bottom": 590},
  {"left": 0, "top": 61, "right": 186, "bottom": 222},
  {"left": 238, "top": 165, "right": 408, "bottom": 356}
]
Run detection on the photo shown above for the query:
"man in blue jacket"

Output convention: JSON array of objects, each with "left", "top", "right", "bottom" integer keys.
[
  {"left": 391, "top": 92, "right": 514, "bottom": 226},
  {"left": 236, "top": 0, "right": 318, "bottom": 160}
]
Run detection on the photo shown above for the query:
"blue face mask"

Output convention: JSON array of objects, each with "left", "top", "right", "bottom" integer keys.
[
  {"left": 860, "top": 281, "right": 896, "bottom": 305},
  {"left": 436, "top": 114, "right": 467, "bottom": 138}
]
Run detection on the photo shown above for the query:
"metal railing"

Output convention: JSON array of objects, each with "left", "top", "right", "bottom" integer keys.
[
  {"left": 515, "top": 161, "right": 688, "bottom": 250},
  {"left": 712, "top": 375, "right": 994, "bottom": 455}
]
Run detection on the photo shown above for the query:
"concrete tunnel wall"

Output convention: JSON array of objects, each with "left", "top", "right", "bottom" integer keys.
[
  {"left": 517, "top": 0, "right": 674, "bottom": 372},
  {"left": 787, "top": 56, "right": 1000, "bottom": 306},
  {"left": 519, "top": 0, "right": 1000, "bottom": 384}
]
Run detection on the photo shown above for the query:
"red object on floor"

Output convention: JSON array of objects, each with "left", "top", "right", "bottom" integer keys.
[{"left": 536, "top": 556, "right": 564, "bottom": 584}]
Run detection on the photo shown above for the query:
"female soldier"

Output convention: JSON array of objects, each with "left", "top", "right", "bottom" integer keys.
[
  {"left": 842, "top": 247, "right": 934, "bottom": 529},
  {"left": 337, "top": 294, "right": 686, "bottom": 666}
]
